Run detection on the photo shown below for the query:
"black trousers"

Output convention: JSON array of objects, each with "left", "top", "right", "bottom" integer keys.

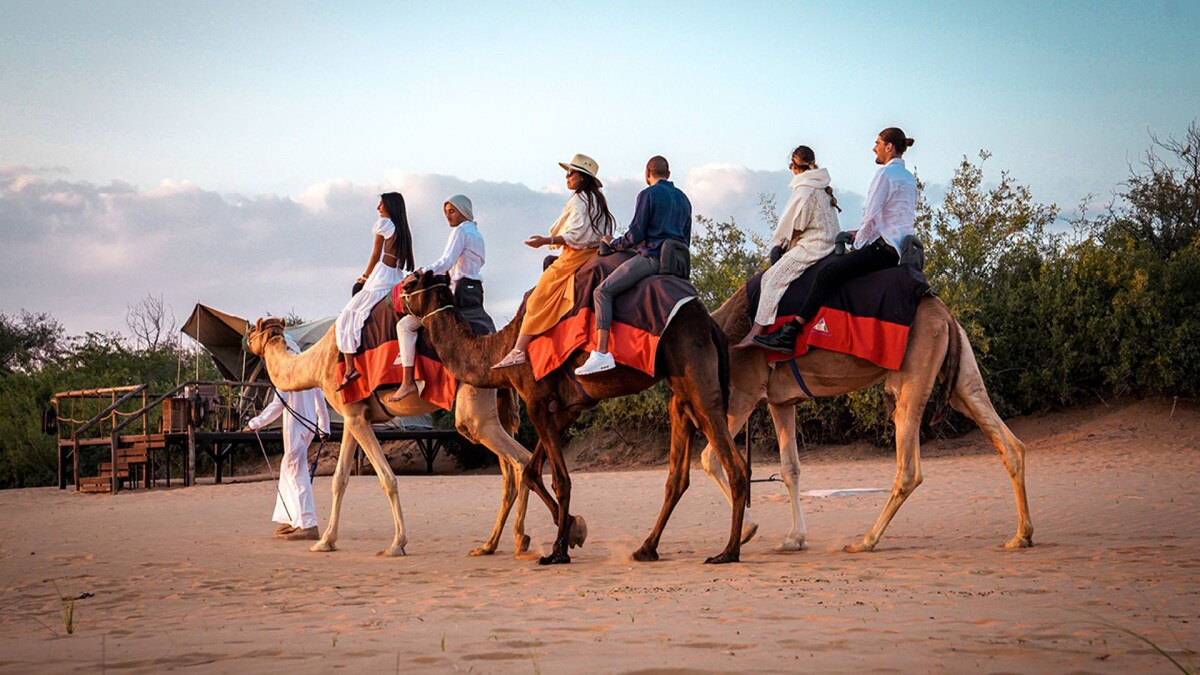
[
  {"left": 454, "top": 278, "right": 485, "bottom": 309},
  {"left": 794, "top": 239, "right": 899, "bottom": 321}
]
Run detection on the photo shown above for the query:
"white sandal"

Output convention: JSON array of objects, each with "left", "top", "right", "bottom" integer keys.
[{"left": 492, "top": 349, "right": 527, "bottom": 369}]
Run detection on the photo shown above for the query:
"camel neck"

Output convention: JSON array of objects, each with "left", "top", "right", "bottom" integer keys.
[
  {"left": 423, "top": 310, "right": 521, "bottom": 389},
  {"left": 260, "top": 333, "right": 330, "bottom": 393}
]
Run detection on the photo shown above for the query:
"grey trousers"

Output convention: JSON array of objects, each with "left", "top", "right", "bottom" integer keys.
[{"left": 593, "top": 253, "right": 660, "bottom": 331}]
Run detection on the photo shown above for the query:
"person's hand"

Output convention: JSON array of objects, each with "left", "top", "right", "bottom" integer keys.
[
  {"left": 524, "top": 235, "right": 552, "bottom": 248},
  {"left": 242, "top": 425, "right": 253, "bottom": 432}
]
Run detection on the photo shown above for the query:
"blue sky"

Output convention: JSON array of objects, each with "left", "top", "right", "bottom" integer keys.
[{"left": 2, "top": 1, "right": 1198, "bottom": 334}]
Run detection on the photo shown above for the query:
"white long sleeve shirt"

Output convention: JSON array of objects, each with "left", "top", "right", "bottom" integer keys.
[
  {"left": 247, "top": 386, "right": 331, "bottom": 435},
  {"left": 427, "top": 220, "right": 485, "bottom": 287},
  {"left": 853, "top": 158, "right": 917, "bottom": 254}
]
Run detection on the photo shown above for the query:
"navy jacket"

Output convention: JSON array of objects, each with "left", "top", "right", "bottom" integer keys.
[{"left": 609, "top": 179, "right": 692, "bottom": 258}]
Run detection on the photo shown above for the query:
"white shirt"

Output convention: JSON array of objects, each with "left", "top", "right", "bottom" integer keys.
[
  {"left": 854, "top": 158, "right": 917, "bottom": 254},
  {"left": 550, "top": 193, "right": 610, "bottom": 249},
  {"left": 247, "top": 386, "right": 331, "bottom": 435},
  {"left": 428, "top": 220, "right": 485, "bottom": 286}
]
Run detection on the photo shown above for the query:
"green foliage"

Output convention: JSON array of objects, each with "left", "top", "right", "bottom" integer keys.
[
  {"left": 690, "top": 215, "right": 767, "bottom": 312},
  {"left": 582, "top": 125, "right": 1200, "bottom": 445},
  {"left": 0, "top": 313, "right": 222, "bottom": 489}
]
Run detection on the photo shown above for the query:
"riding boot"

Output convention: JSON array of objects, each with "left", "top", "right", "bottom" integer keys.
[{"left": 752, "top": 321, "right": 802, "bottom": 354}]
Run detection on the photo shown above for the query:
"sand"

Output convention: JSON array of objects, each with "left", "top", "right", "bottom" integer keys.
[{"left": 1, "top": 399, "right": 1197, "bottom": 674}]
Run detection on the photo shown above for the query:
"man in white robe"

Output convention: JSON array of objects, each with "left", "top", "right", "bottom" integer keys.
[{"left": 244, "top": 336, "right": 331, "bottom": 540}]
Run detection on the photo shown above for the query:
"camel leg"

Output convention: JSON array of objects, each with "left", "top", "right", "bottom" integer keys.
[
  {"left": 345, "top": 416, "right": 408, "bottom": 557},
  {"left": 845, "top": 377, "right": 931, "bottom": 553},
  {"left": 699, "top": 386, "right": 759, "bottom": 544},
  {"left": 633, "top": 397, "right": 696, "bottom": 562},
  {"left": 521, "top": 441, "right": 557, "bottom": 518},
  {"left": 455, "top": 385, "right": 533, "bottom": 556},
  {"left": 949, "top": 327, "right": 1034, "bottom": 548},
  {"left": 312, "top": 429, "right": 357, "bottom": 553},
  {"left": 511, "top": 461, "right": 531, "bottom": 553},
  {"left": 525, "top": 410, "right": 575, "bottom": 565},
  {"left": 687, "top": 381, "right": 749, "bottom": 564},
  {"left": 768, "top": 402, "right": 808, "bottom": 551}
]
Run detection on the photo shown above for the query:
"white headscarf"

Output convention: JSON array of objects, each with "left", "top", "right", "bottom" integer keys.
[{"left": 445, "top": 194, "right": 474, "bottom": 222}]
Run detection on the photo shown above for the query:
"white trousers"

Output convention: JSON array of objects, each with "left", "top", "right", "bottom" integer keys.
[
  {"left": 395, "top": 314, "right": 422, "bottom": 368},
  {"left": 274, "top": 425, "right": 318, "bottom": 529},
  {"left": 755, "top": 250, "right": 823, "bottom": 326}
]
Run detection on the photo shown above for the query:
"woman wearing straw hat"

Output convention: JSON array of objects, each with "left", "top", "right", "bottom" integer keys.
[{"left": 492, "top": 153, "right": 615, "bottom": 369}]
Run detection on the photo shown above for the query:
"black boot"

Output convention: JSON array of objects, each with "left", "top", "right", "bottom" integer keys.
[{"left": 753, "top": 320, "right": 802, "bottom": 354}]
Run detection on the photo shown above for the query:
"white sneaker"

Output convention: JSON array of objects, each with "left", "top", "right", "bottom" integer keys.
[{"left": 575, "top": 351, "right": 616, "bottom": 376}]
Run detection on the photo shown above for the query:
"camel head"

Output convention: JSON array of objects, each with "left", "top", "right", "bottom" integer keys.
[
  {"left": 399, "top": 270, "right": 455, "bottom": 318},
  {"left": 245, "top": 317, "right": 287, "bottom": 356}
]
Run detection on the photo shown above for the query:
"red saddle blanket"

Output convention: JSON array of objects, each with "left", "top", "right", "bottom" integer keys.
[
  {"left": 336, "top": 297, "right": 458, "bottom": 408},
  {"left": 527, "top": 251, "right": 699, "bottom": 380},
  {"left": 747, "top": 260, "right": 932, "bottom": 370}
]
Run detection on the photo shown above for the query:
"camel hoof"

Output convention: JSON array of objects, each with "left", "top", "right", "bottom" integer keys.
[
  {"left": 777, "top": 537, "right": 808, "bottom": 552},
  {"left": 631, "top": 545, "right": 659, "bottom": 562},
  {"left": 377, "top": 544, "right": 407, "bottom": 557},
  {"left": 468, "top": 546, "right": 496, "bottom": 557},
  {"left": 310, "top": 540, "right": 336, "bottom": 553},
  {"left": 740, "top": 521, "right": 759, "bottom": 545},
  {"left": 568, "top": 515, "right": 588, "bottom": 549},
  {"left": 704, "top": 551, "right": 740, "bottom": 565},
  {"left": 538, "top": 551, "right": 571, "bottom": 565},
  {"left": 1004, "top": 535, "right": 1033, "bottom": 549},
  {"left": 843, "top": 541, "right": 875, "bottom": 553},
  {"left": 516, "top": 534, "right": 531, "bottom": 553}
]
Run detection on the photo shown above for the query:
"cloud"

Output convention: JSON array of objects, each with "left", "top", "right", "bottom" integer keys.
[
  {"left": 1, "top": 165, "right": 866, "bottom": 337},
  {"left": 682, "top": 163, "right": 866, "bottom": 238}
]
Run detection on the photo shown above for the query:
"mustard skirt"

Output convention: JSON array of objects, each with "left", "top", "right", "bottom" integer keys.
[{"left": 520, "top": 246, "right": 597, "bottom": 337}]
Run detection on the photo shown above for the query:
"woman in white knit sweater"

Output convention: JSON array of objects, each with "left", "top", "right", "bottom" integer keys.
[{"left": 734, "top": 145, "right": 841, "bottom": 350}]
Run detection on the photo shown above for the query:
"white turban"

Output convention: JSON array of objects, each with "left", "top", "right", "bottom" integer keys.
[{"left": 445, "top": 194, "right": 474, "bottom": 222}]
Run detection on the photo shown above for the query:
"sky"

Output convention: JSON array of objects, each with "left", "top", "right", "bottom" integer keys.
[{"left": 2, "top": 1, "right": 1198, "bottom": 337}]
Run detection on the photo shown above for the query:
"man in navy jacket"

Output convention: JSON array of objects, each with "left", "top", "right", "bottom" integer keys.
[{"left": 575, "top": 155, "right": 692, "bottom": 376}]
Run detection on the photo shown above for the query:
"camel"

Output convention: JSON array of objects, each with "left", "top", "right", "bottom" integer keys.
[
  {"left": 698, "top": 285, "right": 1033, "bottom": 553},
  {"left": 400, "top": 270, "right": 750, "bottom": 565},
  {"left": 245, "top": 317, "right": 535, "bottom": 558}
]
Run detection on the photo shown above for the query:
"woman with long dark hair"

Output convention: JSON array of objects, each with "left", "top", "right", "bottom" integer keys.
[
  {"left": 335, "top": 192, "right": 415, "bottom": 389},
  {"left": 492, "top": 153, "right": 615, "bottom": 368}
]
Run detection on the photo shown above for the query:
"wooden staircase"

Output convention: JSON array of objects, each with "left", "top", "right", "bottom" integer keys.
[{"left": 78, "top": 437, "right": 164, "bottom": 493}]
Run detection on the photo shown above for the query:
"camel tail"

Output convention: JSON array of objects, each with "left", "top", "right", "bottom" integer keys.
[
  {"left": 929, "top": 307, "right": 962, "bottom": 427},
  {"left": 711, "top": 318, "right": 731, "bottom": 410}
]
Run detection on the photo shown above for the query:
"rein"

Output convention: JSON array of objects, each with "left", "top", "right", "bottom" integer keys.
[{"left": 400, "top": 283, "right": 454, "bottom": 322}]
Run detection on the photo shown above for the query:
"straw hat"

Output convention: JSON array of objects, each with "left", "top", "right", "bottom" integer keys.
[{"left": 558, "top": 153, "right": 602, "bottom": 187}]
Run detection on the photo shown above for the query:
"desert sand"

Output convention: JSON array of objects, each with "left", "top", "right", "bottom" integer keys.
[{"left": 1, "top": 399, "right": 1197, "bottom": 674}]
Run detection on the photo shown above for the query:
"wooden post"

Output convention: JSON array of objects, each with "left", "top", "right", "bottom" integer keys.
[
  {"left": 110, "top": 431, "right": 120, "bottom": 495},
  {"left": 186, "top": 425, "right": 196, "bottom": 487}
]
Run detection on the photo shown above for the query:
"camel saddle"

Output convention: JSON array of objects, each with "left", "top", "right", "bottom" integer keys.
[
  {"left": 526, "top": 251, "right": 698, "bottom": 380},
  {"left": 336, "top": 295, "right": 496, "bottom": 406},
  {"left": 747, "top": 258, "right": 932, "bottom": 369}
]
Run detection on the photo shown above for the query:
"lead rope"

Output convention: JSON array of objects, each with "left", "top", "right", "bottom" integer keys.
[{"left": 251, "top": 427, "right": 292, "bottom": 523}]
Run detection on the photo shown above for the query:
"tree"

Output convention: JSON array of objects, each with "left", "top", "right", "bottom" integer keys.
[
  {"left": 125, "top": 294, "right": 176, "bottom": 351},
  {"left": 1101, "top": 122, "right": 1200, "bottom": 259},
  {"left": 0, "top": 311, "right": 66, "bottom": 375}
]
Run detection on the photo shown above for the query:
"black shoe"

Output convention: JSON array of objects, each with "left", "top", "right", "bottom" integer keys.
[{"left": 753, "top": 321, "right": 802, "bottom": 354}]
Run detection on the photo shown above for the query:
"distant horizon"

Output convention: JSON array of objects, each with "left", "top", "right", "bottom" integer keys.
[{"left": 3, "top": 1, "right": 1198, "bottom": 336}]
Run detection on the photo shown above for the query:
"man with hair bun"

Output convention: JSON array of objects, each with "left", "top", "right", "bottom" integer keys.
[{"left": 755, "top": 127, "right": 918, "bottom": 353}]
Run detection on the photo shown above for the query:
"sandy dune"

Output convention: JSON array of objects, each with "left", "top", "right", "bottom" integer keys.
[{"left": 1, "top": 400, "right": 1196, "bottom": 673}]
